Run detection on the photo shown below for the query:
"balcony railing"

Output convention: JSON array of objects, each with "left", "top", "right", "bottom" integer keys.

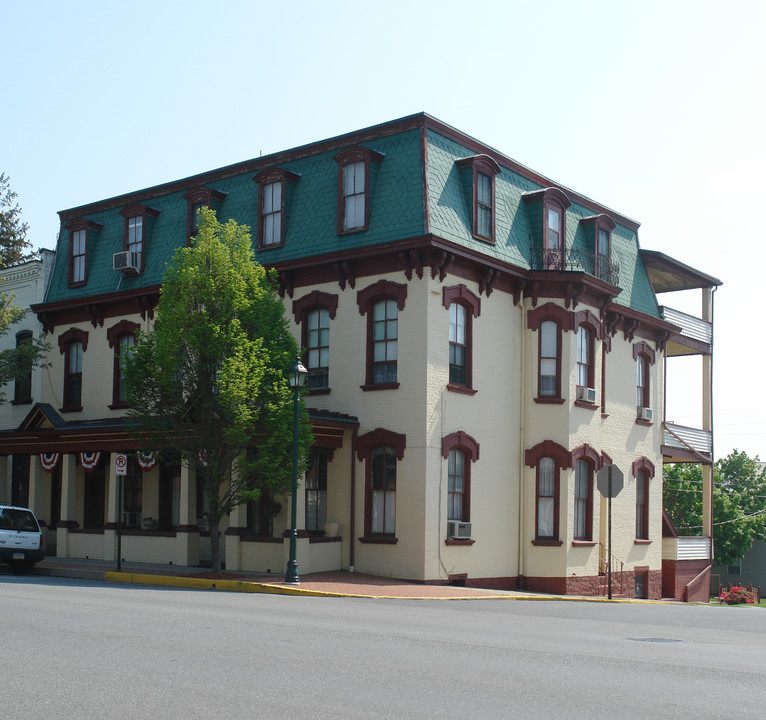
[
  {"left": 659, "top": 306, "right": 712, "bottom": 345},
  {"left": 529, "top": 245, "right": 620, "bottom": 286},
  {"left": 664, "top": 422, "right": 712, "bottom": 455}
]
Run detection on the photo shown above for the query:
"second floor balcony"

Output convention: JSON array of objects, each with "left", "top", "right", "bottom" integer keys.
[
  {"left": 663, "top": 421, "right": 713, "bottom": 464},
  {"left": 660, "top": 306, "right": 712, "bottom": 356},
  {"left": 529, "top": 245, "right": 620, "bottom": 286}
]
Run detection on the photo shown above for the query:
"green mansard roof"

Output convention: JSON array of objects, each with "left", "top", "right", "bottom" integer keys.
[{"left": 45, "top": 113, "right": 660, "bottom": 318}]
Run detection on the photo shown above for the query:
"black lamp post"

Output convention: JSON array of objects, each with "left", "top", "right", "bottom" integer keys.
[{"left": 285, "top": 354, "right": 308, "bottom": 584}]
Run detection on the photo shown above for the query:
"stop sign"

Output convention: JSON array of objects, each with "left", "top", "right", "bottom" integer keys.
[{"left": 597, "top": 464, "right": 624, "bottom": 498}]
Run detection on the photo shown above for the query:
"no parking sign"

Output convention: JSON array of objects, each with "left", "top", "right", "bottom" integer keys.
[{"left": 115, "top": 453, "right": 128, "bottom": 476}]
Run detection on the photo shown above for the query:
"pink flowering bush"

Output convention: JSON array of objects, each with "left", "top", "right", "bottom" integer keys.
[{"left": 719, "top": 585, "right": 757, "bottom": 605}]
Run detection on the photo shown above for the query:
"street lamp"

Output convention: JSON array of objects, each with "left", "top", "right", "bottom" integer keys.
[{"left": 285, "top": 354, "right": 308, "bottom": 584}]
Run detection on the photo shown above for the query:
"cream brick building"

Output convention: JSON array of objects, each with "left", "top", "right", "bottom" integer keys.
[{"left": 0, "top": 115, "right": 720, "bottom": 598}]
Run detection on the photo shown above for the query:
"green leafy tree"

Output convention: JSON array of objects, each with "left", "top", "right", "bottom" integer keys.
[
  {"left": 664, "top": 450, "right": 766, "bottom": 566},
  {"left": 124, "top": 208, "right": 312, "bottom": 572},
  {"left": 0, "top": 173, "right": 35, "bottom": 268}
]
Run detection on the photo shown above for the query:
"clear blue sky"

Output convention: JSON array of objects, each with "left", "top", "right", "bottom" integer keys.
[{"left": 3, "top": 0, "right": 764, "bottom": 459}]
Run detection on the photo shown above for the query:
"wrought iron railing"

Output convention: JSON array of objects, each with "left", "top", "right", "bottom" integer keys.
[
  {"left": 598, "top": 542, "right": 625, "bottom": 596},
  {"left": 529, "top": 244, "right": 620, "bottom": 286}
]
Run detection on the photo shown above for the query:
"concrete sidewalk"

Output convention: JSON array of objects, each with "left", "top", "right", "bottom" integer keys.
[{"left": 29, "top": 556, "right": 649, "bottom": 601}]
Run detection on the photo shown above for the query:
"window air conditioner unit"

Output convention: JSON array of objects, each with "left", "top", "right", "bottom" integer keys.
[
  {"left": 113, "top": 250, "right": 141, "bottom": 275},
  {"left": 577, "top": 386, "right": 596, "bottom": 403},
  {"left": 447, "top": 521, "right": 472, "bottom": 540},
  {"left": 123, "top": 511, "right": 140, "bottom": 527},
  {"left": 637, "top": 406, "right": 653, "bottom": 422}
]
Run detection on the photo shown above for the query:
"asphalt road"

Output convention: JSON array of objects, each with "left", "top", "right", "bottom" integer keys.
[{"left": 1, "top": 575, "right": 764, "bottom": 719}]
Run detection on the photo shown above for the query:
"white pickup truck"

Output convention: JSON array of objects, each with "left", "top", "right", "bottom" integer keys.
[{"left": 0, "top": 505, "right": 46, "bottom": 574}]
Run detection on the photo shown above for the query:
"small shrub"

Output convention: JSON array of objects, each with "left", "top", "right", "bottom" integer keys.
[{"left": 719, "top": 585, "right": 757, "bottom": 605}]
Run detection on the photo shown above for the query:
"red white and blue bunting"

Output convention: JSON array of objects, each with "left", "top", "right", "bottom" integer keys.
[
  {"left": 79, "top": 451, "right": 102, "bottom": 471},
  {"left": 39, "top": 453, "right": 60, "bottom": 473},
  {"left": 198, "top": 450, "right": 208, "bottom": 467},
  {"left": 136, "top": 450, "right": 158, "bottom": 472}
]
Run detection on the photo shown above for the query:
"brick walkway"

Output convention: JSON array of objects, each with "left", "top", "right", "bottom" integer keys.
[{"left": 32, "top": 559, "right": 520, "bottom": 598}]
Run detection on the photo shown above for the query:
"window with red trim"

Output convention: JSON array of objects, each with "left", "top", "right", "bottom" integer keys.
[
  {"left": 528, "top": 304, "right": 573, "bottom": 403},
  {"left": 576, "top": 325, "right": 592, "bottom": 390},
  {"left": 65, "top": 218, "right": 101, "bottom": 287},
  {"left": 107, "top": 320, "right": 140, "bottom": 408},
  {"left": 357, "top": 280, "right": 406, "bottom": 390},
  {"left": 357, "top": 429, "right": 405, "bottom": 541},
  {"left": 254, "top": 168, "right": 299, "bottom": 249},
  {"left": 442, "top": 431, "right": 479, "bottom": 531},
  {"left": 293, "top": 291, "right": 338, "bottom": 393},
  {"left": 455, "top": 155, "right": 501, "bottom": 243},
  {"left": 334, "top": 146, "right": 383, "bottom": 235},
  {"left": 58, "top": 327, "right": 88, "bottom": 411},
  {"left": 184, "top": 187, "right": 226, "bottom": 245},
  {"left": 444, "top": 285, "right": 480, "bottom": 393},
  {"left": 636, "top": 470, "right": 649, "bottom": 540},
  {"left": 536, "top": 457, "right": 559, "bottom": 540},
  {"left": 574, "top": 459, "right": 593, "bottom": 541},
  {"left": 447, "top": 449, "right": 468, "bottom": 522},
  {"left": 119, "top": 203, "right": 159, "bottom": 274},
  {"left": 539, "top": 321, "right": 560, "bottom": 397}
]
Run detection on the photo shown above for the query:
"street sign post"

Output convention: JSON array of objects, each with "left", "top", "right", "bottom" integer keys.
[
  {"left": 114, "top": 454, "right": 128, "bottom": 572},
  {"left": 596, "top": 464, "right": 624, "bottom": 599}
]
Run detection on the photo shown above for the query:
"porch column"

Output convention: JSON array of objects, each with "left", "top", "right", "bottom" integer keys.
[
  {"left": 0, "top": 456, "right": 9, "bottom": 503},
  {"left": 103, "top": 453, "right": 119, "bottom": 563},
  {"left": 701, "top": 287, "right": 714, "bottom": 542},
  {"left": 57, "top": 454, "right": 78, "bottom": 558},
  {"left": 226, "top": 501, "right": 246, "bottom": 572},
  {"left": 175, "top": 461, "right": 199, "bottom": 566},
  {"left": 27, "top": 455, "right": 45, "bottom": 518}
]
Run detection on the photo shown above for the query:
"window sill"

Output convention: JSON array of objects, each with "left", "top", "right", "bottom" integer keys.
[
  {"left": 635, "top": 419, "right": 653, "bottom": 427},
  {"left": 10, "top": 398, "right": 33, "bottom": 406},
  {"left": 574, "top": 400, "right": 598, "bottom": 410},
  {"left": 534, "top": 397, "right": 566, "bottom": 405},
  {"left": 59, "top": 405, "right": 83, "bottom": 413},
  {"left": 634, "top": 539, "right": 652, "bottom": 545},
  {"left": 359, "top": 535, "right": 398, "bottom": 544},
  {"left": 108, "top": 402, "right": 129, "bottom": 410},
  {"left": 571, "top": 540, "right": 596, "bottom": 547},
  {"left": 445, "top": 538, "right": 475, "bottom": 546},
  {"left": 360, "top": 382, "right": 400, "bottom": 392},
  {"left": 472, "top": 232, "right": 495, "bottom": 245},
  {"left": 447, "top": 384, "right": 478, "bottom": 396},
  {"left": 307, "top": 387, "right": 331, "bottom": 396},
  {"left": 256, "top": 242, "right": 284, "bottom": 251},
  {"left": 338, "top": 226, "right": 367, "bottom": 236},
  {"left": 532, "top": 539, "right": 563, "bottom": 546}
]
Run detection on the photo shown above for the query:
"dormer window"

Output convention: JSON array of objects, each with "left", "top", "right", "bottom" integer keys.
[
  {"left": 455, "top": 155, "right": 501, "bottom": 243},
  {"left": 184, "top": 187, "right": 227, "bottom": 245},
  {"left": 65, "top": 218, "right": 102, "bottom": 287},
  {"left": 580, "top": 214, "right": 617, "bottom": 284},
  {"left": 523, "top": 188, "right": 571, "bottom": 271},
  {"left": 253, "top": 168, "right": 300, "bottom": 249},
  {"left": 119, "top": 203, "right": 159, "bottom": 274},
  {"left": 334, "top": 146, "right": 384, "bottom": 235}
]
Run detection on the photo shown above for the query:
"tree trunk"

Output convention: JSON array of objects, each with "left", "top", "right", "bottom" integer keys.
[{"left": 209, "top": 516, "right": 221, "bottom": 573}]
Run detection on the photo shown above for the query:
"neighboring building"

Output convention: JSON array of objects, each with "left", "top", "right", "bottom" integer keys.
[
  {"left": 0, "top": 250, "right": 56, "bottom": 507},
  {"left": 0, "top": 114, "right": 721, "bottom": 598}
]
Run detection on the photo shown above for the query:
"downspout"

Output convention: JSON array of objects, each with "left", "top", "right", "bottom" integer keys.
[
  {"left": 349, "top": 427, "right": 358, "bottom": 572},
  {"left": 708, "top": 285, "right": 717, "bottom": 560},
  {"left": 517, "top": 296, "right": 528, "bottom": 588}
]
